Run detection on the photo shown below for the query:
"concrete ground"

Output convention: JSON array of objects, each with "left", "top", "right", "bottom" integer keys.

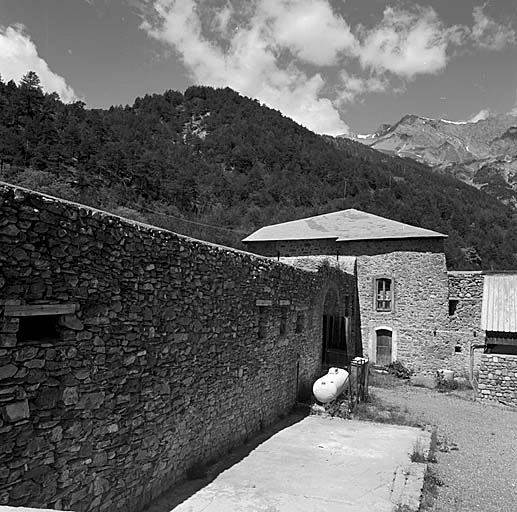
[{"left": 162, "top": 416, "right": 429, "bottom": 512}]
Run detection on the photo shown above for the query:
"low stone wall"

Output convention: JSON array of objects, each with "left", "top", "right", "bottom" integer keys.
[
  {"left": 478, "top": 353, "right": 517, "bottom": 406},
  {"left": 0, "top": 183, "right": 348, "bottom": 511}
]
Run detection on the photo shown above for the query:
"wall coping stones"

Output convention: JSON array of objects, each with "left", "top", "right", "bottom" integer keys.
[{"left": 0, "top": 181, "right": 295, "bottom": 268}]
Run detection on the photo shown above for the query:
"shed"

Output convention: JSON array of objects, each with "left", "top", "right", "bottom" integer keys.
[{"left": 481, "top": 274, "right": 517, "bottom": 354}]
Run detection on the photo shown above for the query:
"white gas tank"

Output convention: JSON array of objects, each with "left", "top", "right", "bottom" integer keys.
[{"left": 312, "top": 367, "right": 349, "bottom": 403}]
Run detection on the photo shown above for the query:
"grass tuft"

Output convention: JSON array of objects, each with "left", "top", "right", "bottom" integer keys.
[
  {"left": 350, "top": 392, "right": 422, "bottom": 427},
  {"left": 419, "top": 466, "right": 444, "bottom": 511},
  {"left": 410, "top": 437, "right": 427, "bottom": 463}
]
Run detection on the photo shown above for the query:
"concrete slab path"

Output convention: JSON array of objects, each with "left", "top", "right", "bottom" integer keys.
[{"left": 171, "top": 416, "right": 429, "bottom": 512}]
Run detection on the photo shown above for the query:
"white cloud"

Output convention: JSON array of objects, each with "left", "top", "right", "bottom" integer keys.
[
  {"left": 336, "top": 70, "right": 388, "bottom": 104},
  {"left": 142, "top": 0, "right": 351, "bottom": 135},
  {"left": 356, "top": 6, "right": 460, "bottom": 79},
  {"left": 260, "top": 0, "right": 357, "bottom": 66},
  {"left": 139, "top": 1, "right": 517, "bottom": 135},
  {"left": 470, "top": 6, "right": 516, "bottom": 50},
  {"left": 0, "top": 24, "right": 76, "bottom": 102}
]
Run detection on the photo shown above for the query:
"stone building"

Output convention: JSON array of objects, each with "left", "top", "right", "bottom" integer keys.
[{"left": 243, "top": 209, "right": 482, "bottom": 376}]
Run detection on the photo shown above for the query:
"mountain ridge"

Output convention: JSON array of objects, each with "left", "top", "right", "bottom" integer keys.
[
  {"left": 1, "top": 74, "right": 517, "bottom": 269},
  {"left": 345, "top": 112, "right": 517, "bottom": 206}
]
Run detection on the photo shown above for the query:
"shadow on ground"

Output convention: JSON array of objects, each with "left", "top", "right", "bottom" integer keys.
[{"left": 142, "top": 407, "right": 309, "bottom": 512}]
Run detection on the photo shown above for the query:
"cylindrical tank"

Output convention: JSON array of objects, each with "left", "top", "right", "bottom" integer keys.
[{"left": 312, "top": 367, "right": 349, "bottom": 403}]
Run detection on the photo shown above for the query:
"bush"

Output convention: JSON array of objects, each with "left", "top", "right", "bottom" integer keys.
[{"left": 387, "top": 361, "right": 413, "bottom": 380}]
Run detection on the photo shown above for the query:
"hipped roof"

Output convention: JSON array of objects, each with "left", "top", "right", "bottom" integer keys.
[{"left": 242, "top": 209, "right": 446, "bottom": 243}]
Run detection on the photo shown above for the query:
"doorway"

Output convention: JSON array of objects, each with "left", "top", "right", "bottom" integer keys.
[
  {"left": 376, "top": 329, "right": 392, "bottom": 366},
  {"left": 321, "top": 287, "right": 348, "bottom": 367}
]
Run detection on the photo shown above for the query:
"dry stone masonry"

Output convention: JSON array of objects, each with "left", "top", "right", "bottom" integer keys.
[
  {"left": 0, "top": 183, "right": 349, "bottom": 511},
  {"left": 478, "top": 354, "right": 517, "bottom": 406}
]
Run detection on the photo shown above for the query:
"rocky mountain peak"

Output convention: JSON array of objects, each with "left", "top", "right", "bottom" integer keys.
[{"left": 345, "top": 112, "right": 517, "bottom": 206}]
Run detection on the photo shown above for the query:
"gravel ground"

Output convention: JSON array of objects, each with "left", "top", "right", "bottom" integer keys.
[{"left": 372, "top": 386, "right": 517, "bottom": 512}]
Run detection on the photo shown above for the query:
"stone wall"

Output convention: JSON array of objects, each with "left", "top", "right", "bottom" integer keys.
[
  {"left": 279, "top": 256, "right": 360, "bottom": 358},
  {"left": 356, "top": 251, "right": 450, "bottom": 374},
  {"left": 347, "top": 259, "right": 485, "bottom": 376},
  {"left": 446, "top": 272, "right": 484, "bottom": 375},
  {"left": 0, "top": 183, "right": 346, "bottom": 511},
  {"left": 478, "top": 354, "right": 517, "bottom": 407},
  {"left": 245, "top": 237, "right": 444, "bottom": 258}
]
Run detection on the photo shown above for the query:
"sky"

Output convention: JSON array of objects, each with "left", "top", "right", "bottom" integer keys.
[{"left": 1, "top": 0, "right": 516, "bottom": 135}]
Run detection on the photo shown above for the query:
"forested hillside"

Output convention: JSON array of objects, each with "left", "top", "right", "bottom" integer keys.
[{"left": 1, "top": 72, "right": 516, "bottom": 269}]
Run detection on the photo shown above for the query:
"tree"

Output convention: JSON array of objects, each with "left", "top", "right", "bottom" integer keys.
[{"left": 18, "top": 70, "right": 44, "bottom": 118}]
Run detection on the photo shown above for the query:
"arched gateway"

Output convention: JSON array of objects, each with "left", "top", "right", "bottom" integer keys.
[{"left": 321, "top": 286, "right": 349, "bottom": 367}]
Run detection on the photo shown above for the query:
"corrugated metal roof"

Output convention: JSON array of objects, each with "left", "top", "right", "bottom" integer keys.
[
  {"left": 242, "top": 209, "right": 447, "bottom": 243},
  {"left": 481, "top": 275, "right": 517, "bottom": 332}
]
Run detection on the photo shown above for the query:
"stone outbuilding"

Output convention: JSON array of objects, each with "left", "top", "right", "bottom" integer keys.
[
  {"left": 243, "top": 209, "right": 480, "bottom": 376},
  {"left": 477, "top": 274, "right": 517, "bottom": 406}
]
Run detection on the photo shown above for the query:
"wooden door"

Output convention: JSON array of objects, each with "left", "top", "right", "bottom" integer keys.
[{"left": 376, "top": 329, "right": 392, "bottom": 366}]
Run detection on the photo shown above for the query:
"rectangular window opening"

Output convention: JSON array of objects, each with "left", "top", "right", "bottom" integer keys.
[
  {"left": 449, "top": 299, "right": 459, "bottom": 316},
  {"left": 279, "top": 307, "right": 288, "bottom": 336},
  {"left": 375, "top": 278, "right": 393, "bottom": 312},
  {"left": 17, "top": 315, "right": 60, "bottom": 343},
  {"left": 258, "top": 306, "right": 267, "bottom": 340},
  {"left": 295, "top": 312, "right": 305, "bottom": 333}
]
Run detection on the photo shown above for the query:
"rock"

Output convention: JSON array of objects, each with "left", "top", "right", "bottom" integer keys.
[
  {"left": 9, "top": 480, "right": 39, "bottom": 499},
  {"left": 35, "top": 387, "right": 60, "bottom": 409},
  {"left": 93, "top": 476, "right": 109, "bottom": 496},
  {"left": 0, "top": 364, "right": 17, "bottom": 380},
  {"left": 77, "top": 392, "right": 105, "bottom": 410},
  {"left": 0, "top": 224, "right": 19, "bottom": 236},
  {"left": 27, "top": 368, "right": 47, "bottom": 384},
  {"left": 11, "top": 247, "right": 28, "bottom": 260},
  {"left": 51, "top": 426, "right": 63, "bottom": 443},
  {"left": 74, "top": 368, "right": 90, "bottom": 380},
  {"left": 15, "top": 346, "right": 38, "bottom": 361},
  {"left": 60, "top": 314, "right": 84, "bottom": 331},
  {"left": 4, "top": 399, "right": 30, "bottom": 422},
  {"left": 62, "top": 386, "right": 79, "bottom": 406},
  {"left": 92, "top": 451, "right": 108, "bottom": 467},
  {"left": 25, "top": 359, "right": 45, "bottom": 369}
]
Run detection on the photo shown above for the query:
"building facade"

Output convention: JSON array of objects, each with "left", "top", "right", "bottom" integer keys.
[{"left": 243, "top": 209, "right": 487, "bottom": 377}]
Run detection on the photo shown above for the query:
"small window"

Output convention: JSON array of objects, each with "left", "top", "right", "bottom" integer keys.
[
  {"left": 258, "top": 307, "right": 268, "bottom": 339},
  {"left": 279, "top": 307, "right": 288, "bottom": 336},
  {"left": 17, "top": 315, "right": 59, "bottom": 343},
  {"left": 295, "top": 312, "right": 305, "bottom": 333},
  {"left": 375, "top": 278, "right": 393, "bottom": 312},
  {"left": 449, "top": 299, "right": 459, "bottom": 316}
]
